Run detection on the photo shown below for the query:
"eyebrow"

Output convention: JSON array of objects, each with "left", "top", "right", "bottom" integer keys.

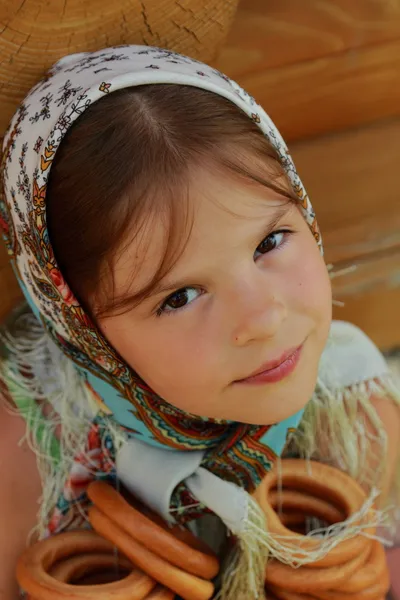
[{"left": 146, "top": 202, "right": 294, "bottom": 299}]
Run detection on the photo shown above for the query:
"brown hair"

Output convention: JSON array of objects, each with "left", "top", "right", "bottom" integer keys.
[{"left": 46, "top": 84, "right": 297, "bottom": 319}]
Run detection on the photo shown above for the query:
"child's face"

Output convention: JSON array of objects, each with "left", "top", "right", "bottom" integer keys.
[{"left": 99, "top": 169, "right": 332, "bottom": 425}]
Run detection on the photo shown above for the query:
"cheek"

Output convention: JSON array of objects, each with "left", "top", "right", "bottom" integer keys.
[
  {"left": 285, "top": 240, "right": 332, "bottom": 320},
  {"left": 102, "top": 317, "right": 214, "bottom": 387}
]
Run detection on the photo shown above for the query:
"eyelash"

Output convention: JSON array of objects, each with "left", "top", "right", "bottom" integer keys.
[{"left": 155, "top": 229, "right": 293, "bottom": 317}]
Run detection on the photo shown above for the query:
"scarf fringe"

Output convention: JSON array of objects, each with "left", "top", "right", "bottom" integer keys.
[
  {"left": 217, "top": 485, "right": 388, "bottom": 600},
  {"left": 216, "top": 495, "right": 269, "bottom": 600},
  {"left": 256, "top": 486, "right": 388, "bottom": 564},
  {"left": 0, "top": 309, "right": 127, "bottom": 539},
  {"left": 287, "top": 373, "right": 400, "bottom": 535}
]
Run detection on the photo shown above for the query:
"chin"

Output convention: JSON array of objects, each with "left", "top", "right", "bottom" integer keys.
[{"left": 241, "top": 369, "right": 319, "bottom": 426}]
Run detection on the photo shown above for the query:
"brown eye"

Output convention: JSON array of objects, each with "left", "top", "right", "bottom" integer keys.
[
  {"left": 166, "top": 290, "right": 190, "bottom": 309},
  {"left": 157, "top": 287, "right": 200, "bottom": 316},
  {"left": 255, "top": 231, "right": 286, "bottom": 258}
]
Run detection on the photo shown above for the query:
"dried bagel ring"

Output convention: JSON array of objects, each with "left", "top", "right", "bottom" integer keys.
[
  {"left": 269, "top": 490, "right": 344, "bottom": 524},
  {"left": 337, "top": 540, "right": 389, "bottom": 593},
  {"left": 51, "top": 549, "right": 175, "bottom": 598},
  {"left": 89, "top": 505, "right": 214, "bottom": 600},
  {"left": 319, "top": 584, "right": 388, "bottom": 600},
  {"left": 265, "top": 542, "right": 371, "bottom": 592},
  {"left": 50, "top": 552, "right": 133, "bottom": 583},
  {"left": 279, "top": 512, "right": 327, "bottom": 535},
  {"left": 318, "top": 566, "right": 390, "bottom": 600},
  {"left": 16, "top": 530, "right": 156, "bottom": 600},
  {"left": 266, "top": 585, "right": 318, "bottom": 600},
  {"left": 146, "top": 585, "right": 176, "bottom": 599},
  {"left": 87, "top": 481, "right": 219, "bottom": 580},
  {"left": 280, "top": 512, "right": 308, "bottom": 527},
  {"left": 254, "top": 460, "right": 376, "bottom": 568}
]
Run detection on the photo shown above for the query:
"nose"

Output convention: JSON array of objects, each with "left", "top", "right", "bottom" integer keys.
[{"left": 231, "top": 279, "right": 287, "bottom": 347}]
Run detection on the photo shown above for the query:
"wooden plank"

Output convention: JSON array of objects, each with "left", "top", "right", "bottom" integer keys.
[
  {"left": 228, "top": 39, "right": 400, "bottom": 141},
  {"left": 332, "top": 287, "right": 400, "bottom": 350},
  {"left": 330, "top": 251, "right": 400, "bottom": 297},
  {"left": 322, "top": 212, "right": 400, "bottom": 266},
  {"left": 217, "top": 0, "right": 400, "bottom": 78},
  {"left": 290, "top": 118, "right": 400, "bottom": 264},
  {"left": 291, "top": 118, "right": 400, "bottom": 347}
]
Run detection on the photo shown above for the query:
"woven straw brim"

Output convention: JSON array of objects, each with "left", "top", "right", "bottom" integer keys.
[{"left": 0, "top": 0, "right": 239, "bottom": 134}]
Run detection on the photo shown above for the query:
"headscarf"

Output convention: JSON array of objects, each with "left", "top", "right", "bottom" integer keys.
[{"left": 0, "top": 46, "right": 322, "bottom": 521}]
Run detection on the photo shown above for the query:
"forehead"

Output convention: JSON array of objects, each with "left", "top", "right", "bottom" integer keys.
[
  {"left": 191, "top": 169, "right": 291, "bottom": 231},
  {"left": 112, "top": 168, "right": 296, "bottom": 292}
]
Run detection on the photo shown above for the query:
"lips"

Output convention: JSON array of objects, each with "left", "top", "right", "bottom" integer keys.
[{"left": 235, "top": 344, "right": 304, "bottom": 385}]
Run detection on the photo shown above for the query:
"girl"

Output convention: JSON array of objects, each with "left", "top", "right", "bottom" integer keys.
[{"left": 0, "top": 46, "right": 399, "bottom": 599}]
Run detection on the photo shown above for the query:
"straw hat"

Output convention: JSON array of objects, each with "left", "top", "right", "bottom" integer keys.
[{"left": 0, "top": 0, "right": 239, "bottom": 134}]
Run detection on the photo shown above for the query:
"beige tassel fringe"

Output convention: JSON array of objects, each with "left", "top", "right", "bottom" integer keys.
[{"left": 0, "top": 307, "right": 127, "bottom": 539}]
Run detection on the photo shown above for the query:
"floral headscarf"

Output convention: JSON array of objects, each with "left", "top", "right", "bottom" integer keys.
[{"left": 0, "top": 46, "right": 322, "bottom": 510}]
